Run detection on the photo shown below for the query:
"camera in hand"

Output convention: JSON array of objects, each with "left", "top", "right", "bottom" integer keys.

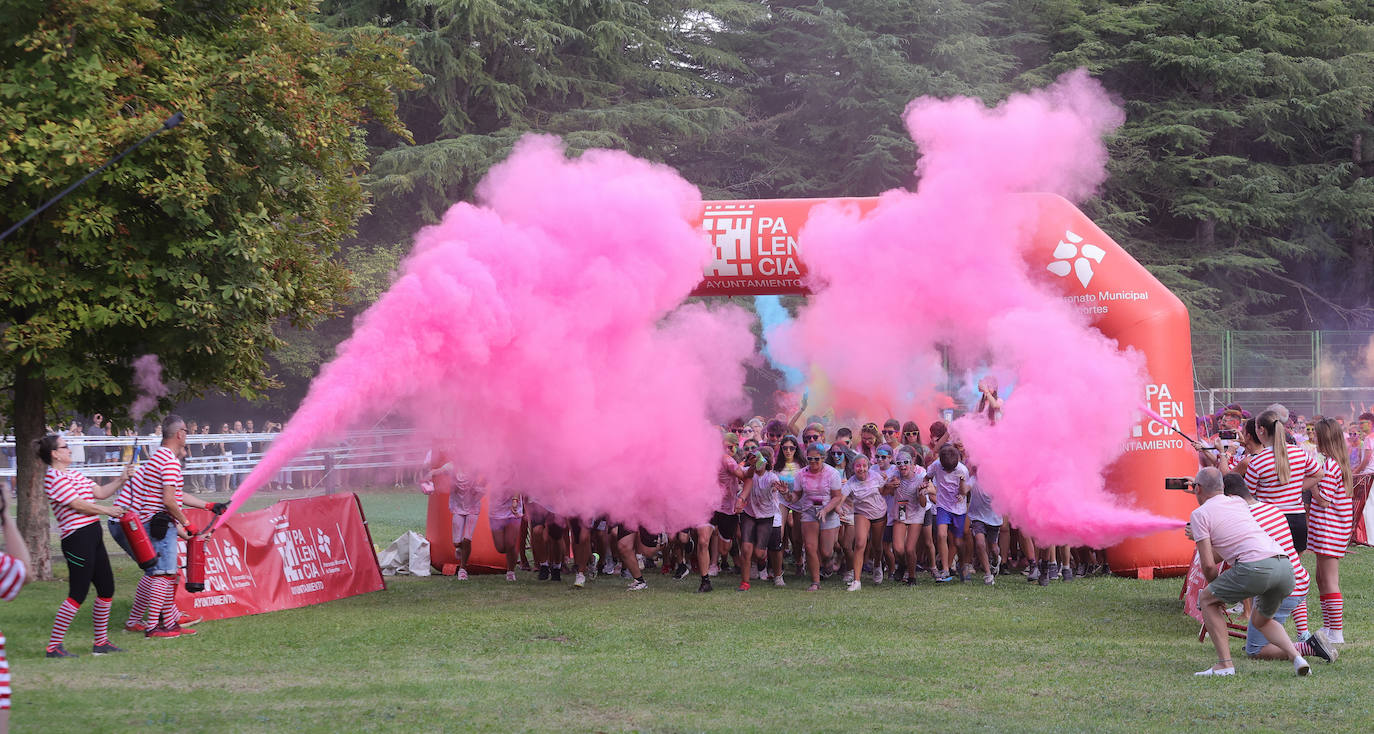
[
  {"left": 1217, "top": 429, "right": 1237, "bottom": 441},
  {"left": 1163, "top": 477, "right": 1192, "bottom": 491}
]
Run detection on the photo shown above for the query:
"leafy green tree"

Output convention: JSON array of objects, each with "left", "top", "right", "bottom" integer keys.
[
  {"left": 0, "top": 0, "right": 418, "bottom": 576},
  {"left": 1027, "top": 0, "right": 1374, "bottom": 329}
]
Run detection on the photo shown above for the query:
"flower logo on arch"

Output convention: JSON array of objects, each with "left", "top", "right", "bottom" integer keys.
[{"left": 1047, "top": 231, "right": 1106, "bottom": 288}]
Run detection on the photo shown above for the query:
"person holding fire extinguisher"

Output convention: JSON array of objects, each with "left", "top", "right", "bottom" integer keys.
[
  {"left": 114, "top": 415, "right": 225, "bottom": 638},
  {"left": 37, "top": 433, "right": 133, "bottom": 657}
]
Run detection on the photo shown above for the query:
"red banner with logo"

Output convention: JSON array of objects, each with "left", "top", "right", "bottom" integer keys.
[
  {"left": 174, "top": 493, "right": 385, "bottom": 621},
  {"left": 1179, "top": 553, "right": 1206, "bottom": 625}
]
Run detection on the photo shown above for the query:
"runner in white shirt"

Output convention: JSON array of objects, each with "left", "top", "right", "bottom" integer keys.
[
  {"left": 892, "top": 447, "right": 932, "bottom": 584},
  {"left": 929, "top": 443, "right": 971, "bottom": 582},
  {"left": 790, "top": 442, "right": 843, "bottom": 591},
  {"left": 842, "top": 456, "right": 888, "bottom": 591}
]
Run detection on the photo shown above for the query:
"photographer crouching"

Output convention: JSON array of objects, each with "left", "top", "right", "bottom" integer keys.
[{"left": 1187, "top": 467, "right": 1311, "bottom": 677}]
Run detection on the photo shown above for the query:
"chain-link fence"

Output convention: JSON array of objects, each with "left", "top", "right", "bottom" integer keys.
[{"left": 1193, "top": 330, "right": 1374, "bottom": 418}]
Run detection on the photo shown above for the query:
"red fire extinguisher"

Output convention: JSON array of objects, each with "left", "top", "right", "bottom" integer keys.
[
  {"left": 119, "top": 511, "right": 157, "bottom": 570},
  {"left": 185, "top": 528, "right": 207, "bottom": 593}
]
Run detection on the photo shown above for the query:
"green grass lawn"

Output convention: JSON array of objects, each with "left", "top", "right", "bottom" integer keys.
[{"left": 7, "top": 489, "right": 1372, "bottom": 732}]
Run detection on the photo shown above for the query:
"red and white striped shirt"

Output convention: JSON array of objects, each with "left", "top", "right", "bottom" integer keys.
[
  {"left": 0, "top": 553, "right": 24, "bottom": 602},
  {"left": 1309, "top": 455, "right": 1354, "bottom": 557},
  {"left": 44, "top": 467, "right": 101, "bottom": 538},
  {"left": 1244, "top": 443, "right": 1317, "bottom": 513},
  {"left": 1247, "top": 500, "right": 1309, "bottom": 597},
  {"left": 0, "top": 551, "right": 24, "bottom": 711},
  {"left": 121, "top": 446, "right": 184, "bottom": 521}
]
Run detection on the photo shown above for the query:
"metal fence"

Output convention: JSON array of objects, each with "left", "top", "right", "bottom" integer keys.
[
  {"left": 0, "top": 430, "right": 427, "bottom": 491},
  {"left": 1192, "top": 330, "right": 1374, "bottom": 418}
]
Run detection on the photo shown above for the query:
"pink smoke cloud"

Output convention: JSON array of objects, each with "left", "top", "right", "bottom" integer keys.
[
  {"left": 130, "top": 354, "right": 168, "bottom": 421},
  {"left": 219, "top": 136, "right": 756, "bottom": 530},
  {"left": 774, "top": 70, "right": 1179, "bottom": 546}
]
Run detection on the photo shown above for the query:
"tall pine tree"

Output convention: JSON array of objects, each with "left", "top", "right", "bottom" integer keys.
[{"left": 1028, "top": 0, "right": 1374, "bottom": 328}]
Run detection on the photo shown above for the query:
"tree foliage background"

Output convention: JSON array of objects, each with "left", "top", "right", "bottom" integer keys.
[{"left": 0, "top": 0, "right": 418, "bottom": 574}]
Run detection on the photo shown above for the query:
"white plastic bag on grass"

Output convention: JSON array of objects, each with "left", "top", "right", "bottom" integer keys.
[{"left": 379, "top": 531, "right": 431, "bottom": 576}]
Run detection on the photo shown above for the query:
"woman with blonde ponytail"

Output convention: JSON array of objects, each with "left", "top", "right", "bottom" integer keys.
[
  {"left": 1246, "top": 409, "right": 1321, "bottom": 552},
  {"left": 1309, "top": 419, "right": 1355, "bottom": 643}
]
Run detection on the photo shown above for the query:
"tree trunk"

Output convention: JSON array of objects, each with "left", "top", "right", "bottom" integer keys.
[
  {"left": 13, "top": 360, "right": 52, "bottom": 580},
  {"left": 1348, "top": 130, "right": 1373, "bottom": 314}
]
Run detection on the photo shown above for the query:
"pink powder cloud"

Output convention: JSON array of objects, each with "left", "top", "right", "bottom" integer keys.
[
  {"left": 774, "top": 70, "right": 1179, "bottom": 546},
  {"left": 219, "top": 136, "right": 756, "bottom": 530}
]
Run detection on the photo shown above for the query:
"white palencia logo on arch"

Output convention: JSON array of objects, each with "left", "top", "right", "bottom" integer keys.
[{"left": 1047, "top": 231, "right": 1106, "bottom": 288}]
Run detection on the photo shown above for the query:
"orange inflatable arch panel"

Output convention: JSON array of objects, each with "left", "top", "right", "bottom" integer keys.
[{"left": 429, "top": 193, "right": 1196, "bottom": 577}]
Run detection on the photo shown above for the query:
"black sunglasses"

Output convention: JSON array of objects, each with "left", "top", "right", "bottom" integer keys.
[
  {"left": 881, "top": 429, "right": 895, "bottom": 435},
  {"left": 803, "top": 435, "right": 820, "bottom": 441},
  {"left": 904, "top": 431, "right": 919, "bottom": 436},
  {"left": 806, "top": 456, "right": 823, "bottom": 462}
]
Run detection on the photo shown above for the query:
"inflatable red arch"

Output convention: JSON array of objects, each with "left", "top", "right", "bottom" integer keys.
[{"left": 430, "top": 193, "right": 1197, "bottom": 578}]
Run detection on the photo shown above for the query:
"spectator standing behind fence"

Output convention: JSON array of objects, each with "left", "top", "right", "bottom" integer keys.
[
  {"left": 198, "top": 425, "right": 222, "bottom": 492},
  {"left": 184, "top": 421, "right": 202, "bottom": 492},
  {"left": 231, "top": 421, "right": 250, "bottom": 490},
  {"left": 64, "top": 421, "right": 85, "bottom": 465}
]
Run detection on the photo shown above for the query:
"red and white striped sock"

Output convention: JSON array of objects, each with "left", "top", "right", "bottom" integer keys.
[
  {"left": 48, "top": 598, "right": 80, "bottom": 651},
  {"left": 92, "top": 597, "right": 112, "bottom": 646},
  {"left": 156, "top": 576, "right": 180, "bottom": 628},
  {"left": 1290, "top": 598, "right": 1310, "bottom": 636},
  {"left": 149, "top": 577, "right": 175, "bottom": 629},
  {"left": 127, "top": 576, "right": 155, "bottom": 626},
  {"left": 1320, "top": 592, "right": 1343, "bottom": 634}
]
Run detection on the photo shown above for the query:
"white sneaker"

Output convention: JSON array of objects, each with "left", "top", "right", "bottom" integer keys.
[
  {"left": 1194, "top": 665, "right": 1235, "bottom": 677},
  {"left": 759, "top": 569, "right": 770, "bottom": 581},
  {"left": 1327, "top": 629, "right": 1346, "bottom": 645},
  {"left": 774, "top": 575, "right": 785, "bottom": 587},
  {"left": 505, "top": 571, "right": 516, "bottom": 582},
  {"left": 573, "top": 572, "right": 586, "bottom": 588},
  {"left": 1294, "top": 656, "right": 1311, "bottom": 676},
  {"left": 707, "top": 564, "right": 719, "bottom": 577},
  {"left": 627, "top": 578, "right": 648, "bottom": 591},
  {"left": 457, "top": 568, "right": 468, "bottom": 581},
  {"left": 873, "top": 567, "right": 884, "bottom": 585},
  {"left": 983, "top": 573, "right": 995, "bottom": 585},
  {"left": 846, "top": 579, "right": 861, "bottom": 592}
]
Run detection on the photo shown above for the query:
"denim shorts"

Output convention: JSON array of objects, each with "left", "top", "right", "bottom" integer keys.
[
  {"left": 150, "top": 522, "right": 180, "bottom": 575},
  {"left": 1245, "top": 595, "right": 1300, "bottom": 656}
]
